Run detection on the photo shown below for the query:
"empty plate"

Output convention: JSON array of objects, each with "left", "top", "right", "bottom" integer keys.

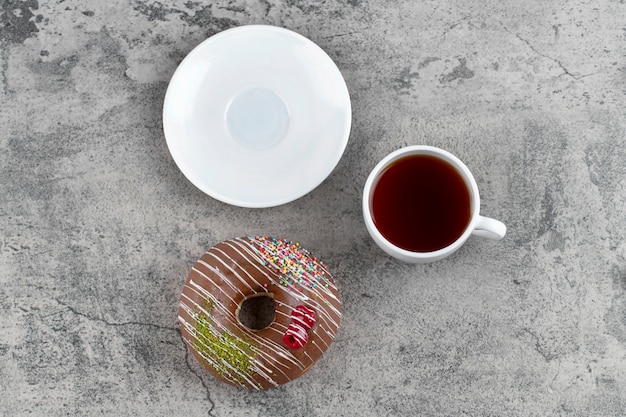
[{"left": 163, "top": 25, "right": 352, "bottom": 208}]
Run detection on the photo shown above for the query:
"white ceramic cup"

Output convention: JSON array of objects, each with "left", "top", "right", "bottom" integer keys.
[{"left": 362, "top": 145, "right": 506, "bottom": 263}]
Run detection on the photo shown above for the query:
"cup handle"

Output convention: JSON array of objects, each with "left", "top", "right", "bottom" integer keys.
[{"left": 472, "top": 215, "right": 506, "bottom": 240}]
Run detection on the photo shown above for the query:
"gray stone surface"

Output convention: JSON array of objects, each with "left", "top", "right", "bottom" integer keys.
[{"left": 1, "top": 0, "right": 625, "bottom": 415}]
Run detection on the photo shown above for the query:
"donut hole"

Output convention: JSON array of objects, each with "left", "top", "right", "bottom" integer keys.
[{"left": 237, "top": 293, "right": 276, "bottom": 331}]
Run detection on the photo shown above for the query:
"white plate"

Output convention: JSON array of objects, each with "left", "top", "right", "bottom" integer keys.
[{"left": 163, "top": 25, "right": 352, "bottom": 208}]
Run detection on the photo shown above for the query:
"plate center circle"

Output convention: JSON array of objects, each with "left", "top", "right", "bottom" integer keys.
[{"left": 226, "top": 88, "right": 289, "bottom": 150}]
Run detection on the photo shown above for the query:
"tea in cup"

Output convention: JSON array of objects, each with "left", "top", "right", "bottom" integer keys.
[{"left": 362, "top": 145, "right": 506, "bottom": 263}]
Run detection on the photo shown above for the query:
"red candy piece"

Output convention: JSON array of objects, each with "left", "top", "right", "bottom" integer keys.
[
  {"left": 282, "top": 323, "right": 308, "bottom": 349},
  {"left": 282, "top": 305, "right": 317, "bottom": 349},
  {"left": 291, "top": 305, "right": 317, "bottom": 330}
]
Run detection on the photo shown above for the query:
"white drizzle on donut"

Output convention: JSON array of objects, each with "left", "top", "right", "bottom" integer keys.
[
  {"left": 178, "top": 237, "right": 341, "bottom": 389},
  {"left": 229, "top": 238, "right": 341, "bottom": 329},
  {"left": 182, "top": 281, "right": 306, "bottom": 371}
]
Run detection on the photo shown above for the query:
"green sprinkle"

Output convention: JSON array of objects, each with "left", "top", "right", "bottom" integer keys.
[
  {"left": 203, "top": 297, "right": 214, "bottom": 313},
  {"left": 193, "top": 307, "right": 258, "bottom": 383}
]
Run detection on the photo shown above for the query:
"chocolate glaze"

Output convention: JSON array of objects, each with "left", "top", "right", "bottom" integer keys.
[{"left": 178, "top": 237, "right": 341, "bottom": 389}]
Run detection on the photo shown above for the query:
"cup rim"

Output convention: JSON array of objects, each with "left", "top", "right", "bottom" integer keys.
[{"left": 362, "top": 145, "right": 481, "bottom": 260}]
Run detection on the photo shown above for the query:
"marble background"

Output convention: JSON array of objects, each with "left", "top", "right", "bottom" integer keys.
[{"left": 1, "top": 0, "right": 625, "bottom": 416}]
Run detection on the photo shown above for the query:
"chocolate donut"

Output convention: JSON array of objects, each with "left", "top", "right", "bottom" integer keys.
[{"left": 178, "top": 236, "right": 341, "bottom": 389}]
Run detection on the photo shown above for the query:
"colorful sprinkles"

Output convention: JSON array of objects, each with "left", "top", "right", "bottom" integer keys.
[{"left": 247, "top": 236, "right": 332, "bottom": 305}]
